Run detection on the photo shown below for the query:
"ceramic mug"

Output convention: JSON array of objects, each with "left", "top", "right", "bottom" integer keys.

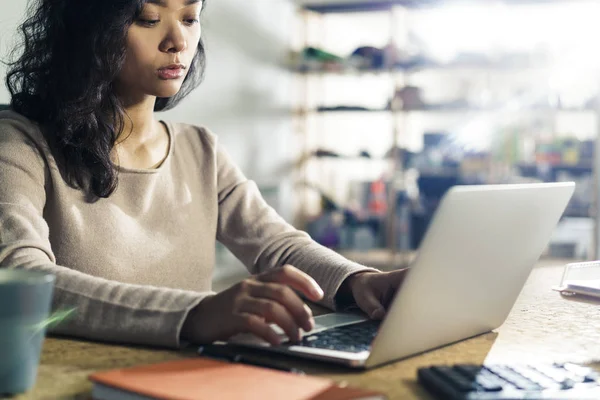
[{"left": 0, "top": 269, "right": 55, "bottom": 395}]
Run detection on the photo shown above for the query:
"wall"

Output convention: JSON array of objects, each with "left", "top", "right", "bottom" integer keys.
[{"left": 0, "top": 0, "right": 27, "bottom": 102}]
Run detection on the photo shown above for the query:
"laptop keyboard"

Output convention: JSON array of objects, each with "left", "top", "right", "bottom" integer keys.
[{"left": 285, "top": 320, "right": 380, "bottom": 353}]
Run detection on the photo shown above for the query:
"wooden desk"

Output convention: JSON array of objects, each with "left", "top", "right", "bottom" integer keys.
[{"left": 14, "top": 259, "right": 600, "bottom": 399}]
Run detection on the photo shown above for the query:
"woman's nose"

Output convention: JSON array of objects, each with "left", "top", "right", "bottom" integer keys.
[{"left": 160, "top": 25, "right": 187, "bottom": 54}]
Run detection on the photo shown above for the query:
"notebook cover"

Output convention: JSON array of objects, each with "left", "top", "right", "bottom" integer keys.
[{"left": 89, "top": 357, "right": 385, "bottom": 400}]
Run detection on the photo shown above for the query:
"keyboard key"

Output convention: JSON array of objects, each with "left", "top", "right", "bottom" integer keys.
[
  {"left": 562, "top": 363, "right": 599, "bottom": 383},
  {"left": 532, "top": 364, "right": 571, "bottom": 384},
  {"left": 509, "top": 365, "right": 561, "bottom": 390},
  {"left": 430, "top": 366, "right": 478, "bottom": 392},
  {"left": 474, "top": 375, "right": 503, "bottom": 392},
  {"left": 450, "top": 365, "right": 503, "bottom": 392},
  {"left": 454, "top": 364, "right": 485, "bottom": 378},
  {"left": 485, "top": 365, "right": 541, "bottom": 390},
  {"left": 474, "top": 373, "right": 504, "bottom": 391}
]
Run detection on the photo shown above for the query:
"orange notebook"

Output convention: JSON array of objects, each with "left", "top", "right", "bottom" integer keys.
[{"left": 89, "top": 357, "right": 386, "bottom": 400}]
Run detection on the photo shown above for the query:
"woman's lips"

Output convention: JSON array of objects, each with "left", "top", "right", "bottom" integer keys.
[{"left": 158, "top": 67, "right": 185, "bottom": 80}]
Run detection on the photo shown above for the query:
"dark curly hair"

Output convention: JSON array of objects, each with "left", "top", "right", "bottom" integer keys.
[{"left": 6, "top": 0, "right": 207, "bottom": 200}]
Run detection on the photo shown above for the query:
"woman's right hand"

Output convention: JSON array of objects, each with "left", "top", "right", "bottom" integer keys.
[{"left": 181, "top": 265, "right": 324, "bottom": 346}]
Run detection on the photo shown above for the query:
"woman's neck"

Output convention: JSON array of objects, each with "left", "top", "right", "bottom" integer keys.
[
  {"left": 118, "top": 96, "right": 157, "bottom": 145},
  {"left": 112, "top": 96, "right": 170, "bottom": 170}
]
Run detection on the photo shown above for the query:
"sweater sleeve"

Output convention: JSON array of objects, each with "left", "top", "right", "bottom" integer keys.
[
  {"left": 214, "top": 141, "right": 378, "bottom": 310},
  {"left": 0, "top": 116, "right": 208, "bottom": 348}
]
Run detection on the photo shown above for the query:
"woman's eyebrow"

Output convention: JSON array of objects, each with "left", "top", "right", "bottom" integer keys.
[{"left": 146, "top": 0, "right": 201, "bottom": 7}]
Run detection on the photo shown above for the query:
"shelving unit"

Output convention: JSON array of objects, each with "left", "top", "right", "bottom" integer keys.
[
  {"left": 293, "top": 0, "right": 409, "bottom": 267},
  {"left": 293, "top": 0, "right": 600, "bottom": 262}
]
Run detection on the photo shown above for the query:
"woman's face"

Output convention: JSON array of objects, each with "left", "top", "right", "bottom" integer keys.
[{"left": 116, "top": 0, "right": 203, "bottom": 101}]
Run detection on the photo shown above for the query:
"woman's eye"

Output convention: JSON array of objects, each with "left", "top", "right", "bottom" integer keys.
[
  {"left": 138, "top": 18, "right": 160, "bottom": 27},
  {"left": 184, "top": 18, "right": 199, "bottom": 25}
]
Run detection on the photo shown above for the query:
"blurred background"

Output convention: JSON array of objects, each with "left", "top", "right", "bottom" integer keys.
[
  {"left": 290, "top": 0, "right": 600, "bottom": 273},
  {"left": 1, "top": 0, "right": 598, "bottom": 289}
]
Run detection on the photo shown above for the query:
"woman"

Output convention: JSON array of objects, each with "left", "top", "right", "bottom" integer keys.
[{"left": 0, "top": 0, "right": 407, "bottom": 348}]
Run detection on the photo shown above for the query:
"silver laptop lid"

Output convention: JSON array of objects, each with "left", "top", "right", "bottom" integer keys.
[{"left": 366, "top": 182, "right": 575, "bottom": 368}]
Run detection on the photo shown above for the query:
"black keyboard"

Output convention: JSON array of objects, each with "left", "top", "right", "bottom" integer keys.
[
  {"left": 284, "top": 320, "right": 379, "bottom": 353},
  {"left": 418, "top": 363, "right": 600, "bottom": 399}
]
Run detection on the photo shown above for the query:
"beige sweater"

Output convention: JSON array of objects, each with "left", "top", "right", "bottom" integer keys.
[{"left": 0, "top": 110, "right": 375, "bottom": 348}]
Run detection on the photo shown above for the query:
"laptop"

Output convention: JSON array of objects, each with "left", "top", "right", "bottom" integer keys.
[{"left": 224, "top": 182, "right": 575, "bottom": 369}]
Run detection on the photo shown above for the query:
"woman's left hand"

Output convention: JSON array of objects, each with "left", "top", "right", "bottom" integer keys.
[{"left": 338, "top": 269, "right": 409, "bottom": 320}]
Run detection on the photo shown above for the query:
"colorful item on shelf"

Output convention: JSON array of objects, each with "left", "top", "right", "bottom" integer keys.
[
  {"left": 384, "top": 147, "right": 414, "bottom": 170},
  {"left": 313, "top": 149, "right": 374, "bottom": 159},
  {"left": 394, "top": 190, "right": 412, "bottom": 251},
  {"left": 316, "top": 105, "right": 374, "bottom": 112},
  {"left": 580, "top": 140, "right": 594, "bottom": 164},
  {"left": 291, "top": 47, "right": 345, "bottom": 72},
  {"left": 303, "top": 46, "right": 344, "bottom": 63},
  {"left": 388, "top": 86, "right": 425, "bottom": 110},
  {"left": 534, "top": 137, "right": 592, "bottom": 167},
  {"left": 559, "top": 139, "right": 581, "bottom": 166},
  {"left": 349, "top": 46, "right": 387, "bottom": 70},
  {"left": 313, "top": 149, "right": 341, "bottom": 158},
  {"left": 367, "top": 179, "right": 387, "bottom": 217}
]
